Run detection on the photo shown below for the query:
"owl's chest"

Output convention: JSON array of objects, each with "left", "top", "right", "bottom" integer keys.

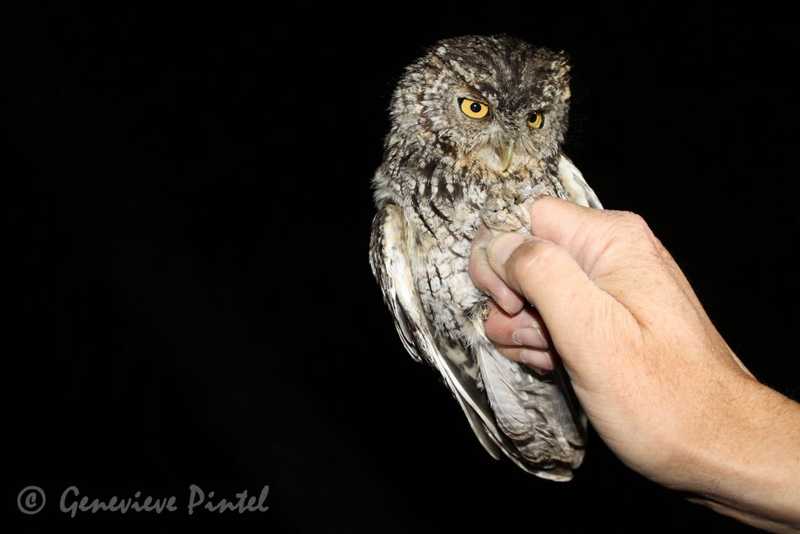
[
  {"left": 404, "top": 220, "right": 481, "bottom": 340},
  {"left": 401, "top": 194, "right": 513, "bottom": 338},
  {"left": 400, "top": 169, "right": 568, "bottom": 337}
]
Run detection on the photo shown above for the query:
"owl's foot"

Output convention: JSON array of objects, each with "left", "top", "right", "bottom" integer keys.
[
  {"left": 466, "top": 298, "right": 491, "bottom": 322},
  {"left": 480, "top": 301, "right": 490, "bottom": 321}
]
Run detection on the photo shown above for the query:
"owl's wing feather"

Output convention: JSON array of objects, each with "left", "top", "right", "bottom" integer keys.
[
  {"left": 473, "top": 339, "right": 585, "bottom": 481},
  {"left": 368, "top": 206, "right": 424, "bottom": 364},
  {"left": 369, "top": 204, "right": 504, "bottom": 460},
  {"left": 559, "top": 155, "right": 603, "bottom": 209}
]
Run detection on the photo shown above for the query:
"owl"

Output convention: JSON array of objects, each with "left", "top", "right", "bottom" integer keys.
[{"left": 369, "top": 35, "right": 602, "bottom": 481}]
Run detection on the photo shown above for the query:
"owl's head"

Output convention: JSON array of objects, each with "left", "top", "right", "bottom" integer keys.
[{"left": 390, "top": 35, "right": 571, "bottom": 175}]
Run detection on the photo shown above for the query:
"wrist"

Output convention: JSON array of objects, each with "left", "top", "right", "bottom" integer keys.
[{"left": 678, "top": 376, "right": 800, "bottom": 531}]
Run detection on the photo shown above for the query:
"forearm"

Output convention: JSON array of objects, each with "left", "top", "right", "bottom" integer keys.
[{"left": 685, "top": 378, "right": 800, "bottom": 532}]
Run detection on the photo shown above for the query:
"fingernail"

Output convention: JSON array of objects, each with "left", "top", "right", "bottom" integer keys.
[
  {"left": 487, "top": 233, "right": 526, "bottom": 266},
  {"left": 519, "top": 349, "right": 554, "bottom": 372},
  {"left": 511, "top": 327, "right": 548, "bottom": 349}
]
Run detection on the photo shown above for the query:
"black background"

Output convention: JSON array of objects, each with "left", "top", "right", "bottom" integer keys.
[{"left": 5, "top": 3, "right": 799, "bottom": 532}]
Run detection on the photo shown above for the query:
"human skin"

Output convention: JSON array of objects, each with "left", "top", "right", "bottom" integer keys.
[{"left": 468, "top": 198, "right": 800, "bottom": 532}]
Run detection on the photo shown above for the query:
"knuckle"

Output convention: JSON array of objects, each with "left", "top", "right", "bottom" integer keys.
[
  {"left": 606, "top": 211, "right": 658, "bottom": 250},
  {"left": 497, "top": 346, "right": 522, "bottom": 363},
  {"left": 484, "top": 316, "right": 511, "bottom": 343},
  {"left": 483, "top": 316, "right": 500, "bottom": 338},
  {"left": 617, "top": 211, "right": 650, "bottom": 233},
  {"left": 510, "top": 241, "right": 562, "bottom": 281}
]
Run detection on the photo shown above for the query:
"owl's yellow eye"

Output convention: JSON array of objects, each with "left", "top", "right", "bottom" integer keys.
[
  {"left": 458, "top": 97, "right": 489, "bottom": 119},
  {"left": 527, "top": 111, "right": 545, "bottom": 129}
]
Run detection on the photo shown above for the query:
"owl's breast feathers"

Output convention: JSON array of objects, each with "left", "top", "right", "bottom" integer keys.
[{"left": 384, "top": 153, "right": 568, "bottom": 335}]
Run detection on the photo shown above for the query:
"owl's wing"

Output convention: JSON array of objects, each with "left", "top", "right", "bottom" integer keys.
[
  {"left": 558, "top": 155, "right": 603, "bottom": 209},
  {"left": 369, "top": 203, "right": 504, "bottom": 460}
]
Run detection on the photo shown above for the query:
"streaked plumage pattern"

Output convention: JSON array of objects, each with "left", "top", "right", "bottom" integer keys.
[{"left": 369, "top": 35, "right": 601, "bottom": 480}]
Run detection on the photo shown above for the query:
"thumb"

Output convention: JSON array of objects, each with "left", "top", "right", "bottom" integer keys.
[
  {"left": 526, "top": 197, "right": 618, "bottom": 273},
  {"left": 486, "top": 233, "right": 618, "bottom": 360}
]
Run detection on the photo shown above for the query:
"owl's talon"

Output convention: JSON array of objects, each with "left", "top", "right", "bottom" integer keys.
[
  {"left": 480, "top": 302, "right": 490, "bottom": 321},
  {"left": 464, "top": 299, "right": 491, "bottom": 322}
]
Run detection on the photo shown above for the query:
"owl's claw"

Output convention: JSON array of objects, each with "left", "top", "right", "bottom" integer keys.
[
  {"left": 479, "top": 301, "right": 491, "bottom": 321},
  {"left": 465, "top": 297, "right": 491, "bottom": 323}
]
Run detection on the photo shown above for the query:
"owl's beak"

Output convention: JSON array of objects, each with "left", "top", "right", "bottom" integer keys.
[{"left": 496, "top": 139, "right": 515, "bottom": 173}]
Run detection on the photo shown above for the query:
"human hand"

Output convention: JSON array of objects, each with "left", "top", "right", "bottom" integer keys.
[{"left": 469, "top": 198, "right": 800, "bottom": 532}]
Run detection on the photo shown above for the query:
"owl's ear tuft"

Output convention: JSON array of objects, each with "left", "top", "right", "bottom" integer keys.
[{"left": 551, "top": 51, "right": 572, "bottom": 102}]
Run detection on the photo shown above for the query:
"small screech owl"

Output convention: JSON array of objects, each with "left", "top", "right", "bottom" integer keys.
[{"left": 369, "top": 35, "right": 601, "bottom": 480}]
